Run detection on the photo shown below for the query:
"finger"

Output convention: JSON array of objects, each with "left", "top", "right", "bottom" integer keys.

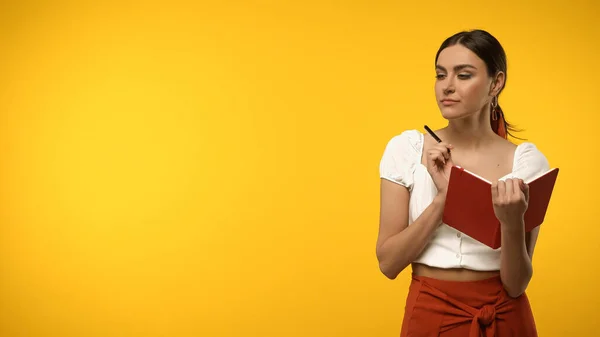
[
  {"left": 435, "top": 152, "right": 446, "bottom": 165},
  {"left": 512, "top": 179, "right": 521, "bottom": 198},
  {"left": 497, "top": 180, "right": 506, "bottom": 199},
  {"left": 428, "top": 150, "right": 446, "bottom": 165},
  {"left": 491, "top": 181, "right": 499, "bottom": 201},
  {"left": 430, "top": 146, "right": 447, "bottom": 160},
  {"left": 433, "top": 144, "right": 452, "bottom": 160},
  {"left": 435, "top": 141, "right": 452, "bottom": 150},
  {"left": 518, "top": 179, "right": 526, "bottom": 191},
  {"left": 427, "top": 150, "right": 436, "bottom": 161},
  {"left": 505, "top": 179, "right": 513, "bottom": 197}
]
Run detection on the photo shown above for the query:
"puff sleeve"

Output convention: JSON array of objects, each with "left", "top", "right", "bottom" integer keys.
[
  {"left": 510, "top": 142, "right": 550, "bottom": 181},
  {"left": 379, "top": 130, "right": 420, "bottom": 191}
]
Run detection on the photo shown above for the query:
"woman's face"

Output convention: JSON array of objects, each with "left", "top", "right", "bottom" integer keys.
[{"left": 434, "top": 45, "right": 500, "bottom": 121}]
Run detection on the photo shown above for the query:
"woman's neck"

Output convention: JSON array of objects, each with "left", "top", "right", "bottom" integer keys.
[{"left": 440, "top": 120, "right": 499, "bottom": 150}]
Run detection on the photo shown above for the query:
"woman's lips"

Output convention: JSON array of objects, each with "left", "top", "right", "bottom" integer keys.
[{"left": 441, "top": 99, "right": 459, "bottom": 106}]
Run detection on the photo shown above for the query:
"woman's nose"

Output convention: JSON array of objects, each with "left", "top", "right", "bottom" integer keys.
[
  {"left": 443, "top": 86, "right": 455, "bottom": 95},
  {"left": 443, "top": 78, "right": 455, "bottom": 95}
]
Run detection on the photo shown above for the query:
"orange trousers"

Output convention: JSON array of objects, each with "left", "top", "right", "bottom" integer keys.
[{"left": 400, "top": 274, "right": 537, "bottom": 337}]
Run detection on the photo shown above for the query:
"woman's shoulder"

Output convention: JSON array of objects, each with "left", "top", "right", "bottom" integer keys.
[
  {"left": 379, "top": 129, "right": 423, "bottom": 189},
  {"left": 384, "top": 129, "right": 423, "bottom": 153},
  {"left": 515, "top": 141, "right": 549, "bottom": 164},
  {"left": 513, "top": 141, "right": 551, "bottom": 178}
]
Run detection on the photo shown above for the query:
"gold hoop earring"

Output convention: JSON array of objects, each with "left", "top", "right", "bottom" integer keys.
[{"left": 491, "top": 96, "right": 498, "bottom": 121}]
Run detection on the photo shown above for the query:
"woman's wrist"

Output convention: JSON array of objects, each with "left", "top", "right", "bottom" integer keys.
[
  {"left": 435, "top": 189, "right": 447, "bottom": 201},
  {"left": 501, "top": 220, "right": 525, "bottom": 235},
  {"left": 432, "top": 190, "right": 447, "bottom": 211}
]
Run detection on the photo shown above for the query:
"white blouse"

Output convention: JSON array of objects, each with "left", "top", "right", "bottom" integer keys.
[{"left": 379, "top": 129, "right": 550, "bottom": 271}]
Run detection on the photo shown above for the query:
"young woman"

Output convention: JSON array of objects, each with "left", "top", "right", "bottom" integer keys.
[{"left": 376, "top": 30, "right": 549, "bottom": 336}]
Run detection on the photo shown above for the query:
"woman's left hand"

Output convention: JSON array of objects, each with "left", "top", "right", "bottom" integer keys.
[{"left": 491, "top": 178, "right": 529, "bottom": 228}]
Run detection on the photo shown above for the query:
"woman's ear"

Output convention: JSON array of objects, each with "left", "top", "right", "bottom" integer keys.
[{"left": 490, "top": 71, "right": 505, "bottom": 96}]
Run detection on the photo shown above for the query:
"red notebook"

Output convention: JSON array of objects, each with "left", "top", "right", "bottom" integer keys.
[{"left": 442, "top": 166, "right": 559, "bottom": 249}]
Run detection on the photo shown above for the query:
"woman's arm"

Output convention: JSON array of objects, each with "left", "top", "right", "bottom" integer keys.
[
  {"left": 500, "top": 224, "right": 539, "bottom": 297},
  {"left": 375, "top": 180, "right": 446, "bottom": 280},
  {"left": 494, "top": 179, "right": 540, "bottom": 298}
]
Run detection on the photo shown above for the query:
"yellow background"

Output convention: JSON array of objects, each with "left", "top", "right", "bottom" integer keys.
[{"left": 0, "top": 1, "right": 597, "bottom": 336}]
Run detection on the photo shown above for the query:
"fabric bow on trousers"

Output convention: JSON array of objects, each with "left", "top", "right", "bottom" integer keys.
[{"left": 399, "top": 274, "right": 538, "bottom": 337}]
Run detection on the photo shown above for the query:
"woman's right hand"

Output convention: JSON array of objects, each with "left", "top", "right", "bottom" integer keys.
[{"left": 425, "top": 142, "right": 455, "bottom": 195}]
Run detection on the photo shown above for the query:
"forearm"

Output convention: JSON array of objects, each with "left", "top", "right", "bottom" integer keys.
[
  {"left": 377, "top": 193, "right": 446, "bottom": 279},
  {"left": 500, "top": 222, "right": 533, "bottom": 297}
]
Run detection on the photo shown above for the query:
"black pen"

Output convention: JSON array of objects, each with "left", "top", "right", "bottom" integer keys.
[{"left": 424, "top": 125, "right": 451, "bottom": 153}]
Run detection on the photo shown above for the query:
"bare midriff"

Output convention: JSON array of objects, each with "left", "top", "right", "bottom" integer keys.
[{"left": 412, "top": 262, "right": 500, "bottom": 282}]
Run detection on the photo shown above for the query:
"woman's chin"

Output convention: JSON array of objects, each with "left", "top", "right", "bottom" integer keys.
[
  {"left": 439, "top": 106, "right": 470, "bottom": 120},
  {"left": 440, "top": 111, "right": 466, "bottom": 120}
]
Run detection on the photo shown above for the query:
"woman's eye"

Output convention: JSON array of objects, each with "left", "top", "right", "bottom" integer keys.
[
  {"left": 458, "top": 73, "right": 472, "bottom": 79},
  {"left": 435, "top": 74, "right": 445, "bottom": 79}
]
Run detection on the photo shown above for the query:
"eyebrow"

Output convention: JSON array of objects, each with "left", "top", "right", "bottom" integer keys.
[{"left": 435, "top": 64, "right": 477, "bottom": 72}]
